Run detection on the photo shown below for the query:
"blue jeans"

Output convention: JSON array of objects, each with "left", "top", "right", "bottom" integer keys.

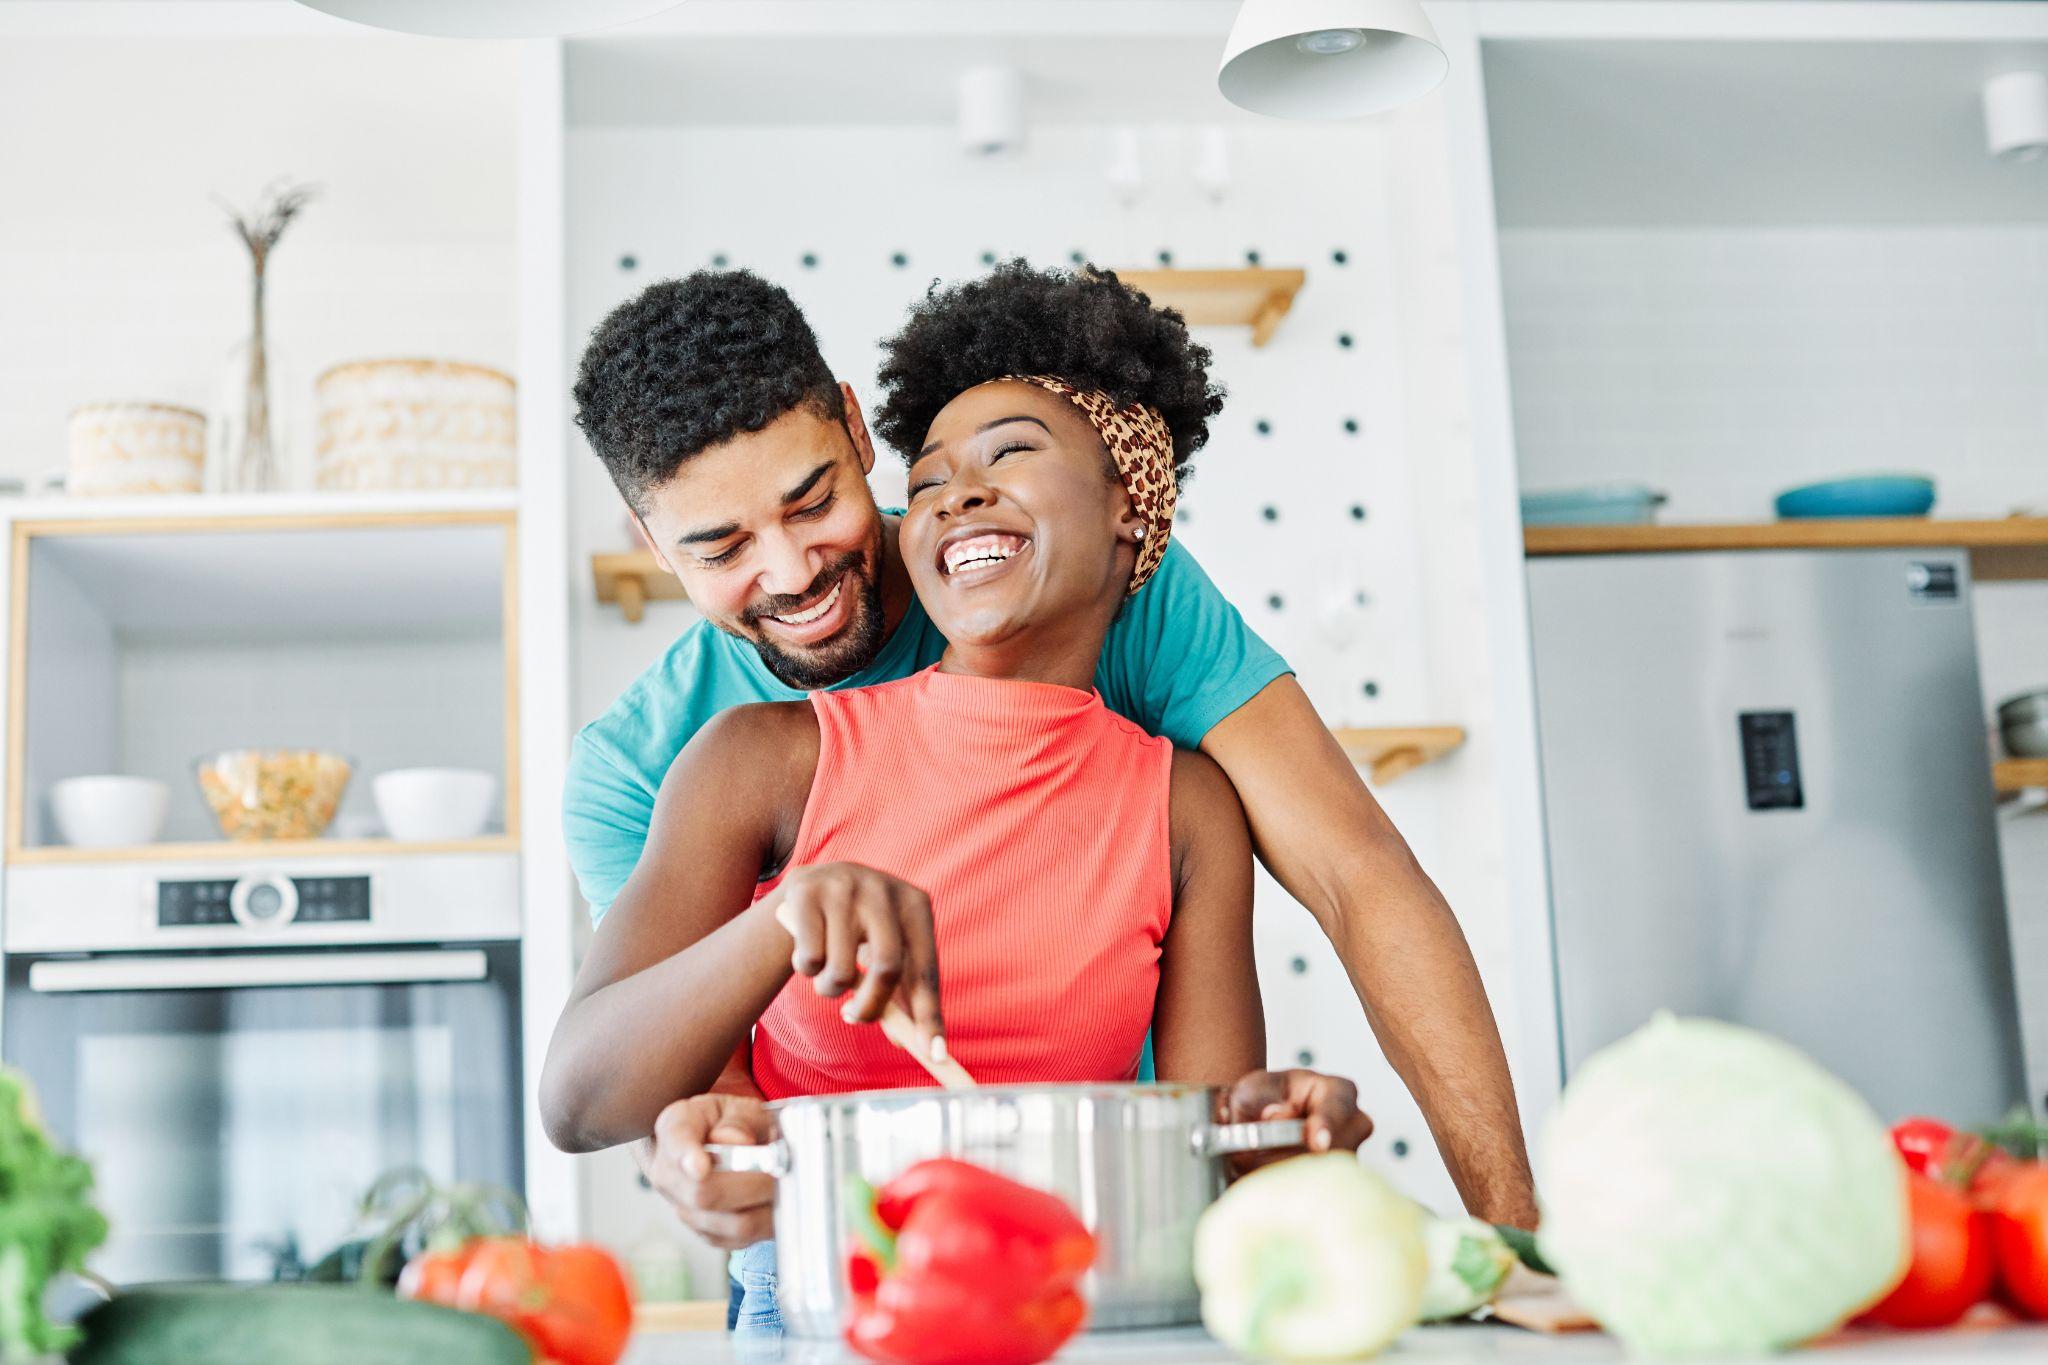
[{"left": 726, "top": 1240, "right": 782, "bottom": 1335}]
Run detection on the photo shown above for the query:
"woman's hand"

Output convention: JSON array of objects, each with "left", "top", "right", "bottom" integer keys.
[
  {"left": 1224, "top": 1069, "right": 1374, "bottom": 1161},
  {"left": 765, "top": 862, "right": 947, "bottom": 1060}
]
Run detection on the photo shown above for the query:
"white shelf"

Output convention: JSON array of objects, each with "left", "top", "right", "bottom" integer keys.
[
  {"left": 9, "top": 834, "right": 517, "bottom": 867},
  {"left": 11, "top": 510, "right": 522, "bottom": 854},
  {"left": 0, "top": 489, "right": 518, "bottom": 526}
]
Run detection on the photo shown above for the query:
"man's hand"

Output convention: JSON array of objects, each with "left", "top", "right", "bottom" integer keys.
[
  {"left": 638, "top": 1093, "right": 778, "bottom": 1250},
  {"left": 1223, "top": 1069, "right": 1374, "bottom": 1162},
  {"left": 768, "top": 862, "right": 946, "bottom": 1059}
]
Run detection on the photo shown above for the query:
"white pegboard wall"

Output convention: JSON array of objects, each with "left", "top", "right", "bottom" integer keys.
[
  {"left": 566, "top": 114, "right": 1509, "bottom": 1220},
  {"left": 569, "top": 122, "right": 1435, "bottom": 733}
]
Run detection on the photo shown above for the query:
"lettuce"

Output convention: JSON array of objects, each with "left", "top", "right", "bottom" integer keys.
[{"left": 0, "top": 1068, "right": 107, "bottom": 1361}]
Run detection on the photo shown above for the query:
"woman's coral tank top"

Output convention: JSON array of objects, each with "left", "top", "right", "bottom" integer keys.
[{"left": 750, "top": 666, "right": 1172, "bottom": 1100}]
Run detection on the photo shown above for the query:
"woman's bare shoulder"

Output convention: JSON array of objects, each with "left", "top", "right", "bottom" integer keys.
[
  {"left": 1169, "top": 745, "right": 1237, "bottom": 817},
  {"left": 660, "top": 699, "right": 821, "bottom": 813},
  {"left": 1168, "top": 746, "right": 1250, "bottom": 868}
]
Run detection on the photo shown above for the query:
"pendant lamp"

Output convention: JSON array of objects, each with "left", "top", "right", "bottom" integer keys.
[
  {"left": 293, "top": 1, "right": 686, "bottom": 38},
  {"left": 1218, "top": 0, "right": 1448, "bottom": 119}
]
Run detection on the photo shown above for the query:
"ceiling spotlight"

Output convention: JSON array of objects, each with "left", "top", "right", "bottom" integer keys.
[
  {"left": 1984, "top": 71, "right": 2048, "bottom": 163},
  {"left": 959, "top": 64, "right": 1026, "bottom": 156},
  {"left": 1106, "top": 128, "right": 1146, "bottom": 207},
  {"left": 1219, "top": 0, "right": 1448, "bottom": 120},
  {"left": 291, "top": 1, "right": 685, "bottom": 38}
]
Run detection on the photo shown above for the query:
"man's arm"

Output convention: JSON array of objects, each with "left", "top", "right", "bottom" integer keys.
[{"left": 1201, "top": 676, "right": 1540, "bottom": 1227}]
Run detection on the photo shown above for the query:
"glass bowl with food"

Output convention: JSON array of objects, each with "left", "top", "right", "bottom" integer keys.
[{"left": 194, "top": 749, "right": 352, "bottom": 841}]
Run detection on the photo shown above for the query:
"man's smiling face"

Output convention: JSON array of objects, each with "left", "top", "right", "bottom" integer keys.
[{"left": 635, "top": 399, "right": 889, "bottom": 689}]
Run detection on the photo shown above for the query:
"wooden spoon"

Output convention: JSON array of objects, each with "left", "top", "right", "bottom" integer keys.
[{"left": 879, "top": 1000, "right": 977, "bottom": 1090}]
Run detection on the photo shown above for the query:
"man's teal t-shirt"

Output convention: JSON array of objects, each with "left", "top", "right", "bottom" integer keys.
[{"left": 564, "top": 537, "right": 1291, "bottom": 922}]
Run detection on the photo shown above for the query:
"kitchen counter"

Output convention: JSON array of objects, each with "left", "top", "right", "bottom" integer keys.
[{"left": 625, "top": 1320, "right": 2048, "bottom": 1363}]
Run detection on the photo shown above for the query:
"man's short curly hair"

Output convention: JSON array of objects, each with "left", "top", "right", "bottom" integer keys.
[
  {"left": 874, "top": 262, "right": 1223, "bottom": 487},
  {"left": 573, "top": 270, "right": 845, "bottom": 509}
]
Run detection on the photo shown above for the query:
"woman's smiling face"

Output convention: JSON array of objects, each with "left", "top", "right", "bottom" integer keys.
[{"left": 902, "top": 380, "right": 1142, "bottom": 652}]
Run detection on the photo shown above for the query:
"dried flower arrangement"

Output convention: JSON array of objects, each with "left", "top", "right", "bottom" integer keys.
[{"left": 217, "top": 179, "right": 319, "bottom": 491}]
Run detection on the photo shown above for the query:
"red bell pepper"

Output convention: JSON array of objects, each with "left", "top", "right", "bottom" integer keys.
[{"left": 843, "top": 1158, "right": 1097, "bottom": 1365}]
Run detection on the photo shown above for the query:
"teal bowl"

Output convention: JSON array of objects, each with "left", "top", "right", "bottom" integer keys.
[{"left": 1775, "top": 475, "right": 1935, "bottom": 519}]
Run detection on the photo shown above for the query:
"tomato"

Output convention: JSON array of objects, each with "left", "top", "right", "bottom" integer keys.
[
  {"left": 1888, "top": 1118, "right": 2015, "bottom": 1198},
  {"left": 1857, "top": 1172, "right": 1995, "bottom": 1329},
  {"left": 1986, "top": 1162, "right": 2048, "bottom": 1319},
  {"left": 457, "top": 1237, "right": 635, "bottom": 1365},
  {"left": 398, "top": 1242, "right": 477, "bottom": 1307}
]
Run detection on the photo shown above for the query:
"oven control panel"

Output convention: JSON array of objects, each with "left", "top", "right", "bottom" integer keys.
[{"left": 158, "top": 875, "right": 371, "bottom": 929}]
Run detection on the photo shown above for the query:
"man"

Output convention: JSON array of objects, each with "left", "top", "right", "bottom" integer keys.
[{"left": 566, "top": 269, "right": 1539, "bottom": 1250}]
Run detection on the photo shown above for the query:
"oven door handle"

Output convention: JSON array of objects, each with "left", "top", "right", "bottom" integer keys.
[{"left": 26, "top": 949, "right": 490, "bottom": 993}]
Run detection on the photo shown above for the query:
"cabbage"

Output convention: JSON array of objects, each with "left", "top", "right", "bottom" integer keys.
[
  {"left": 1194, "top": 1154, "right": 1425, "bottom": 1359},
  {"left": 1417, "top": 1216, "right": 1516, "bottom": 1320},
  {"left": 1538, "top": 1014, "right": 1909, "bottom": 1358}
]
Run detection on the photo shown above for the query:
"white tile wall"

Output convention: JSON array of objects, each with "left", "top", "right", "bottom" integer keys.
[
  {"left": 0, "top": 36, "right": 519, "bottom": 490},
  {"left": 1500, "top": 227, "right": 2048, "bottom": 520}
]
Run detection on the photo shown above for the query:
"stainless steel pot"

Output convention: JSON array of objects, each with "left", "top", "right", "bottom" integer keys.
[
  {"left": 1999, "top": 688, "right": 2048, "bottom": 758},
  {"left": 706, "top": 1082, "right": 1302, "bottom": 1338}
]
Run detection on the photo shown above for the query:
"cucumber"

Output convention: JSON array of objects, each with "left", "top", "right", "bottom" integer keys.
[
  {"left": 1492, "top": 1223, "right": 1555, "bottom": 1278},
  {"left": 69, "top": 1284, "right": 531, "bottom": 1365}
]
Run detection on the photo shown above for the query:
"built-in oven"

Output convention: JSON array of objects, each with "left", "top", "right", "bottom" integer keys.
[{"left": 2, "top": 852, "right": 522, "bottom": 1284}]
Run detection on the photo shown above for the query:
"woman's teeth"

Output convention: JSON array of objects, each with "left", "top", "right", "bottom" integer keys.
[
  {"left": 773, "top": 579, "right": 843, "bottom": 625},
  {"left": 943, "top": 534, "right": 1026, "bottom": 575}
]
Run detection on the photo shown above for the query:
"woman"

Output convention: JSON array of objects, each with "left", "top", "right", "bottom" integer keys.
[{"left": 540, "top": 263, "right": 1370, "bottom": 1328}]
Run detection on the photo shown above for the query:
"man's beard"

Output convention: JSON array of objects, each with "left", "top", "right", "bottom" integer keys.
[{"left": 741, "top": 552, "right": 887, "bottom": 690}]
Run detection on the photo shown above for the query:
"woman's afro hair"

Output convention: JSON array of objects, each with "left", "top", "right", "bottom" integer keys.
[{"left": 873, "top": 261, "right": 1224, "bottom": 488}]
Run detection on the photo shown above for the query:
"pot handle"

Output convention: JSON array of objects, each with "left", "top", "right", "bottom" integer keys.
[
  {"left": 702, "top": 1141, "right": 792, "bottom": 1178},
  {"left": 1190, "top": 1117, "right": 1307, "bottom": 1158}
]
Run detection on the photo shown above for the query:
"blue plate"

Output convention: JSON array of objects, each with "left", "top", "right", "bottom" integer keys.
[
  {"left": 1775, "top": 475, "right": 1935, "bottom": 520},
  {"left": 1521, "top": 484, "right": 1667, "bottom": 527}
]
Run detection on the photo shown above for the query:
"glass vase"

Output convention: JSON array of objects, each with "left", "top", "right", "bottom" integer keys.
[{"left": 211, "top": 331, "right": 302, "bottom": 494}]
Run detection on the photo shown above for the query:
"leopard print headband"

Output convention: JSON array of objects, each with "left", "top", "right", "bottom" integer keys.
[{"left": 1004, "top": 374, "right": 1176, "bottom": 596}]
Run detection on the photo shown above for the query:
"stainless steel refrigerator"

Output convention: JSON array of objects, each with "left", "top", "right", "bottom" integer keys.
[{"left": 1527, "top": 548, "right": 2035, "bottom": 1122}]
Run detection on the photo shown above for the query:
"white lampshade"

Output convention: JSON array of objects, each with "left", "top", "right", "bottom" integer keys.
[
  {"left": 293, "top": 1, "right": 685, "bottom": 38},
  {"left": 1218, "top": 0, "right": 1448, "bottom": 120},
  {"left": 1984, "top": 71, "right": 2048, "bottom": 162}
]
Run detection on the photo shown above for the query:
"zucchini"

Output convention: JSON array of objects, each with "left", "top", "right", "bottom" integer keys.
[
  {"left": 69, "top": 1284, "right": 531, "bottom": 1365},
  {"left": 1492, "top": 1223, "right": 1555, "bottom": 1277}
]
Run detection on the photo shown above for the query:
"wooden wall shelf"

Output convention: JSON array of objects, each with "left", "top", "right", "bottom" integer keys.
[
  {"left": 593, "top": 551, "right": 687, "bottom": 623},
  {"left": 1996, "top": 759, "right": 2048, "bottom": 798},
  {"left": 1331, "top": 726, "right": 1467, "bottom": 784},
  {"left": 1524, "top": 517, "right": 2048, "bottom": 582},
  {"left": 1116, "top": 268, "right": 1306, "bottom": 348}
]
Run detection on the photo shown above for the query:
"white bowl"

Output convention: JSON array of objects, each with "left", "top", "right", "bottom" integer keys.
[
  {"left": 50, "top": 775, "right": 169, "bottom": 848},
  {"left": 373, "top": 768, "right": 496, "bottom": 842}
]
